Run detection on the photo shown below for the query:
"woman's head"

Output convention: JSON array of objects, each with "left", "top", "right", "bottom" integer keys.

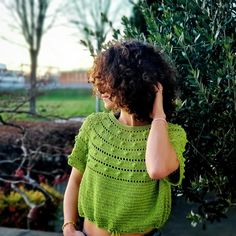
[{"left": 89, "top": 40, "right": 176, "bottom": 121}]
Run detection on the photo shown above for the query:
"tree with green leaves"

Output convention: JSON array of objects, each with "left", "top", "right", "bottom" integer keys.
[{"left": 121, "top": 0, "right": 235, "bottom": 227}]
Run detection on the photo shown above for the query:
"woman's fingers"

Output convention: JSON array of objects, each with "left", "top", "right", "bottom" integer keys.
[
  {"left": 157, "top": 82, "right": 163, "bottom": 92},
  {"left": 154, "top": 82, "right": 163, "bottom": 92}
]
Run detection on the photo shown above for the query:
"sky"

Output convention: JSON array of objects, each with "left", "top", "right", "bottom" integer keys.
[{"left": 0, "top": 0, "right": 134, "bottom": 73}]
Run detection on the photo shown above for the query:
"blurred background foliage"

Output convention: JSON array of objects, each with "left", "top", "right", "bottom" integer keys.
[{"left": 119, "top": 0, "right": 235, "bottom": 227}]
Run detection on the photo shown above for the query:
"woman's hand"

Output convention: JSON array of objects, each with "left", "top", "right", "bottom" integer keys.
[
  {"left": 75, "top": 231, "right": 85, "bottom": 236},
  {"left": 64, "top": 231, "right": 85, "bottom": 236},
  {"left": 63, "top": 225, "right": 85, "bottom": 236},
  {"left": 151, "top": 82, "right": 166, "bottom": 119}
]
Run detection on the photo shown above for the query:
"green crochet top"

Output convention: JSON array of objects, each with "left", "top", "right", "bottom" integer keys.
[{"left": 68, "top": 112, "right": 187, "bottom": 234}]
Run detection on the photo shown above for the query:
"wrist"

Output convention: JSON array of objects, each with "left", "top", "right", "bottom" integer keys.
[
  {"left": 152, "top": 113, "right": 167, "bottom": 125},
  {"left": 152, "top": 118, "right": 167, "bottom": 125},
  {"left": 63, "top": 225, "right": 76, "bottom": 236},
  {"left": 62, "top": 221, "right": 77, "bottom": 232},
  {"left": 153, "top": 113, "right": 166, "bottom": 119}
]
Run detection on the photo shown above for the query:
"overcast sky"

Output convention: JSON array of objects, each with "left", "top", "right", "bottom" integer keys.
[{"left": 0, "top": 0, "right": 134, "bottom": 72}]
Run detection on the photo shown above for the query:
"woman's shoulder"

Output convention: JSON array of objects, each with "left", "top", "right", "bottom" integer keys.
[
  {"left": 83, "top": 112, "right": 109, "bottom": 124},
  {"left": 86, "top": 111, "right": 109, "bottom": 119},
  {"left": 168, "top": 122, "right": 184, "bottom": 129},
  {"left": 167, "top": 123, "right": 188, "bottom": 147},
  {"left": 167, "top": 123, "right": 187, "bottom": 137}
]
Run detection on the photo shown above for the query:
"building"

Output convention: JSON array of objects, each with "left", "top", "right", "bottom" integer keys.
[
  {"left": 58, "top": 70, "right": 90, "bottom": 88},
  {"left": 0, "top": 64, "right": 25, "bottom": 89},
  {"left": 0, "top": 64, "right": 91, "bottom": 90}
]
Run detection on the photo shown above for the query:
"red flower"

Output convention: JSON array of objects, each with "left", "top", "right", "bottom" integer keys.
[{"left": 15, "top": 168, "right": 24, "bottom": 178}]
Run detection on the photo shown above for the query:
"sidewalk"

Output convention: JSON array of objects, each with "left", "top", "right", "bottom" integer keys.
[{"left": 0, "top": 227, "right": 62, "bottom": 236}]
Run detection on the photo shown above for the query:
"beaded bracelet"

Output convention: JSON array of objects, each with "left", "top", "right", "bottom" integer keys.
[
  {"left": 152, "top": 117, "right": 167, "bottom": 124},
  {"left": 62, "top": 220, "right": 77, "bottom": 231}
]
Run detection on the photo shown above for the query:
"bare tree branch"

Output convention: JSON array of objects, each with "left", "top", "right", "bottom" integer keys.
[
  {"left": 0, "top": 0, "right": 59, "bottom": 114},
  {"left": 0, "top": 35, "right": 27, "bottom": 48},
  {"left": 0, "top": 115, "right": 25, "bottom": 132},
  {"left": 69, "top": 0, "right": 119, "bottom": 56},
  {"left": 0, "top": 158, "right": 22, "bottom": 165},
  {"left": 0, "top": 110, "right": 81, "bottom": 121},
  {"left": 11, "top": 183, "right": 41, "bottom": 208}
]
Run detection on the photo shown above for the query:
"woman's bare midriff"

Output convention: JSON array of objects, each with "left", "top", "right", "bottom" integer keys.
[{"left": 83, "top": 219, "right": 153, "bottom": 236}]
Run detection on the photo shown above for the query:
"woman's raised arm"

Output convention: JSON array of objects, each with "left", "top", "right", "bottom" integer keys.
[{"left": 145, "top": 83, "right": 179, "bottom": 180}]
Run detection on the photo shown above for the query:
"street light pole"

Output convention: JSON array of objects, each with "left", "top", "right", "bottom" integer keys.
[{"left": 95, "top": 96, "right": 100, "bottom": 112}]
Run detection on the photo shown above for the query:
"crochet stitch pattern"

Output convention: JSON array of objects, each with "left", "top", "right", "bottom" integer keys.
[{"left": 68, "top": 112, "right": 187, "bottom": 234}]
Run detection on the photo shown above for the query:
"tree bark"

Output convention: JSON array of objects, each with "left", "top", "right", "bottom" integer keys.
[{"left": 29, "top": 49, "right": 38, "bottom": 115}]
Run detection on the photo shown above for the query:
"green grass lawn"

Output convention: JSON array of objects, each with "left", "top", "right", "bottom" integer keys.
[
  {"left": 37, "top": 88, "right": 97, "bottom": 118},
  {"left": 0, "top": 88, "right": 104, "bottom": 121}
]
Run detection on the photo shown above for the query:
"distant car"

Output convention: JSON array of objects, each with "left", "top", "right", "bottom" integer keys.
[
  {"left": 0, "top": 63, "right": 7, "bottom": 71},
  {"left": 0, "top": 70, "right": 25, "bottom": 89}
]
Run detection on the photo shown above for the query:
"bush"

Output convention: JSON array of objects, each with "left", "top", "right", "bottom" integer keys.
[
  {"left": 0, "top": 120, "right": 81, "bottom": 231},
  {"left": 0, "top": 183, "right": 62, "bottom": 231},
  {"left": 120, "top": 0, "right": 235, "bottom": 227}
]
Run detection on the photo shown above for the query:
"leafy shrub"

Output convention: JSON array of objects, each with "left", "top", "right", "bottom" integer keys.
[
  {"left": 0, "top": 120, "right": 81, "bottom": 231},
  {"left": 120, "top": 0, "right": 235, "bottom": 227},
  {"left": 0, "top": 183, "right": 62, "bottom": 230}
]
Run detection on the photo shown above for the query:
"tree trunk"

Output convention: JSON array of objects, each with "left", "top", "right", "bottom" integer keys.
[{"left": 29, "top": 49, "right": 38, "bottom": 115}]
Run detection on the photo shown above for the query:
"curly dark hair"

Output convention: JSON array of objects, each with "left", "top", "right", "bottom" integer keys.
[{"left": 89, "top": 40, "right": 177, "bottom": 121}]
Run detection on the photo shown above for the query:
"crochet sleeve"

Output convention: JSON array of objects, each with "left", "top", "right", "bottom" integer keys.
[
  {"left": 164, "top": 123, "right": 188, "bottom": 186},
  {"left": 67, "top": 114, "right": 93, "bottom": 173}
]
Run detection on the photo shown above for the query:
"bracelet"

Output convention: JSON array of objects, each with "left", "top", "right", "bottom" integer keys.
[
  {"left": 153, "top": 114, "right": 166, "bottom": 119},
  {"left": 62, "top": 221, "right": 77, "bottom": 231},
  {"left": 152, "top": 117, "right": 167, "bottom": 124}
]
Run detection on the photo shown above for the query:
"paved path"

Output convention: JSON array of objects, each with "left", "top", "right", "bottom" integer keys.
[
  {"left": 0, "top": 227, "right": 61, "bottom": 236},
  {"left": 1, "top": 198, "right": 235, "bottom": 236}
]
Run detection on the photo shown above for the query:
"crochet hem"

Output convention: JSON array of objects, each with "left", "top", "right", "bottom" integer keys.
[{"left": 80, "top": 215, "right": 160, "bottom": 234}]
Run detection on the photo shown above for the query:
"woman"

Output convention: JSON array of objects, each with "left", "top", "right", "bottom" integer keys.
[{"left": 63, "top": 40, "right": 187, "bottom": 236}]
